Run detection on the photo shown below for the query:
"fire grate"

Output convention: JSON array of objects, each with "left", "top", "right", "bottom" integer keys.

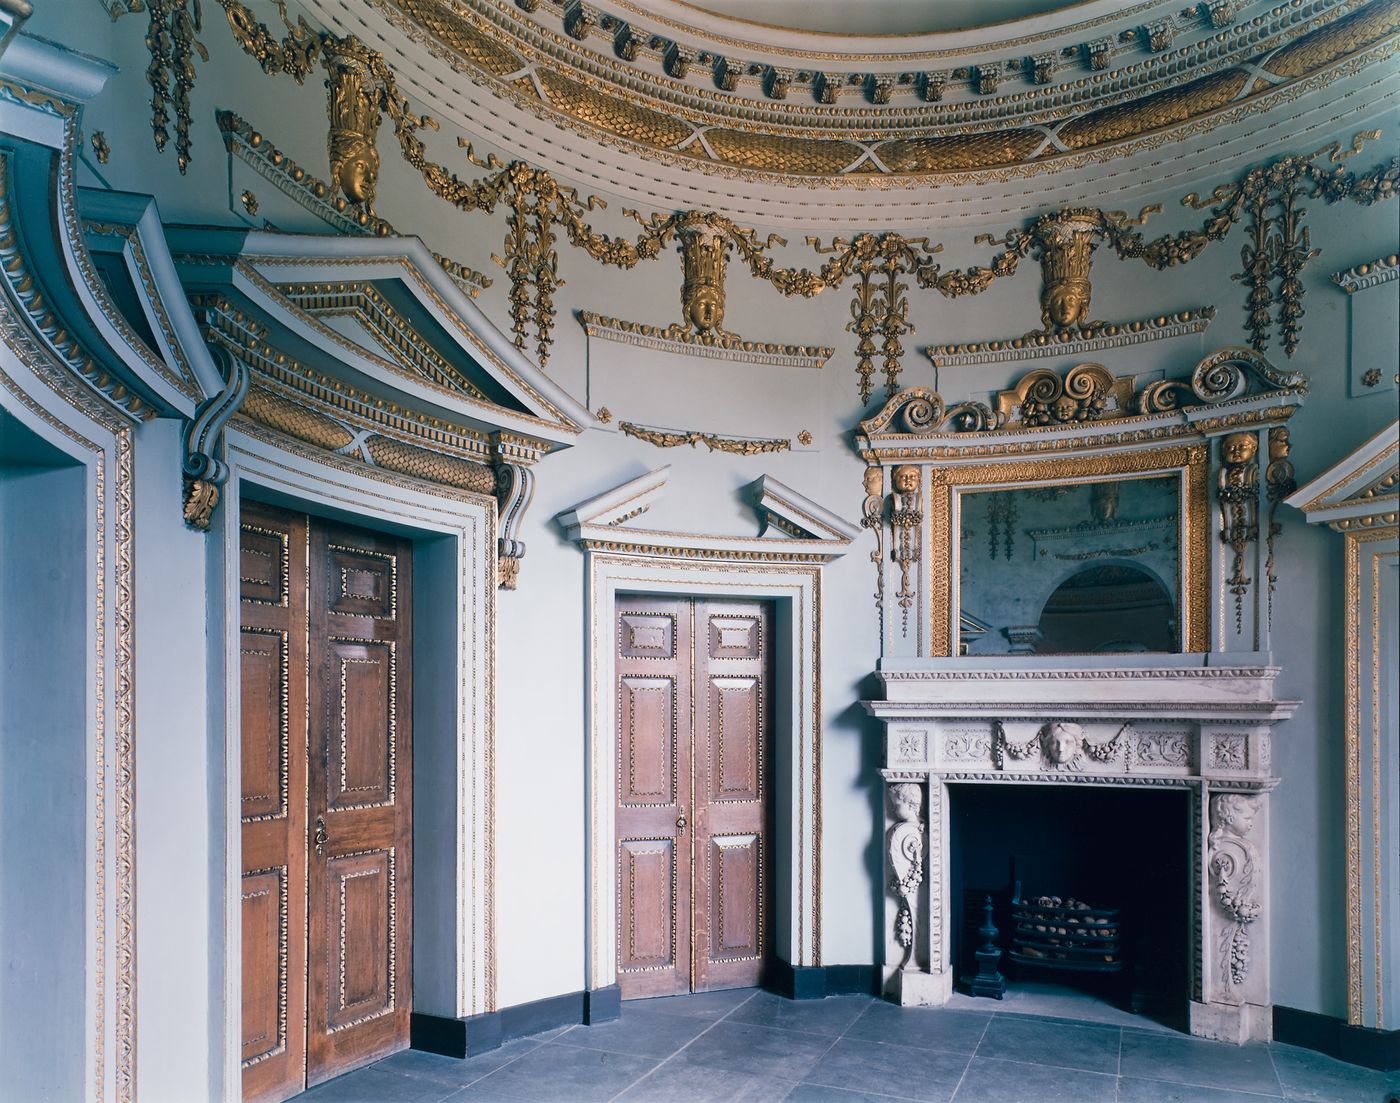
[{"left": 1009, "top": 894, "right": 1123, "bottom": 973}]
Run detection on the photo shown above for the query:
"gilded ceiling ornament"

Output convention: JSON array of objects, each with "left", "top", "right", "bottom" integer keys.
[
  {"left": 617, "top": 421, "right": 791, "bottom": 455},
  {"left": 810, "top": 233, "right": 1018, "bottom": 402},
  {"left": 1218, "top": 431, "right": 1260, "bottom": 634},
  {"left": 322, "top": 33, "right": 384, "bottom": 210},
  {"left": 142, "top": 0, "right": 209, "bottom": 173}
]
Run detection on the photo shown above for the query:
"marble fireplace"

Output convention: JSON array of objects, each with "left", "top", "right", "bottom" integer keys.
[{"left": 866, "top": 662, "right": 1296, "bottom": 1044}]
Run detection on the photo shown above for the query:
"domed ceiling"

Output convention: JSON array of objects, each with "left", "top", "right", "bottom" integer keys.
[{"left": 322, "top": 0, "right": 1398, "bottom": 224}]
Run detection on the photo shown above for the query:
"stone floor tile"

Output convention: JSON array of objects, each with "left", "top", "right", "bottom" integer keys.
[
  {"left": 802, "top": 1037, "right": 970, "bottom": 1102},
  {"left": 614, "top": 1059, "right": 797, "bottom": 1102},
  {"left": 373, "top": 1048, "right": 479, "bottom": 1086},
  {"left": 844, "top": 1002, "right": 992, "bottom": 1055},
  {"left": 298, "top": 1067, "right": 462, "bottom": 1103},
  {"left": 728, "top": 992, "right": 877, "bottom": 1038},
  {"left": 622, "top": 988, "right": 760, "bottom": 1021},
  {"left": 976, "top": 1015, "right": 1121, "bottom": 1075},
  {"left": 1119, "top": 1031, "right": 1282, "bottom": 1095},
  {"left": 1269, "top": 1043, "right": 1400, "bottom": 1103},
  {"left": 784, "top": 1085, "right": 911, "bottom": 1102},
  {"left": 550, "top": 1005, "right": 713, "bottom": 1057},
  {"left": 1117, "top": 1074, "right": 1286, "bottom": 1101},
  {"left": 669, "top": 1019, "right": 837, "bottom": 1080},
  {"left": 949, "top": 1056, "right": 1117, "bottom": 1103},
  {"left": 452, "top": 1040, "right": 657, "bottom": 1101}
]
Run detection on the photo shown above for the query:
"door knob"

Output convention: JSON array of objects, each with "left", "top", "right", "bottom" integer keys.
[
  {"left": 313, "top": 815, "right": 327, "bottom": 856},
  {"left": 676, "top": 810, "right": 687, "bottom": 834}
]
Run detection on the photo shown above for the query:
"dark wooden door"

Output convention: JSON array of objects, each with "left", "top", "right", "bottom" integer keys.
[
  {"left": 692, "top": 601, "right": 771, "bottom": 991},
  {"left": 241, "top": 506, "right": 413, "bottom": 1102},
  {"left": 615, "top": 597, "right": 694, "bottom": 998},
  {"left": 240, "top": 505, "right": 310, "bottom": 1103},
  {"left": 615, "top": 597, "right": 772, "bottom": 999},
  {"left": 306, "top": 519, "right": 413, "bottom": 1085}
]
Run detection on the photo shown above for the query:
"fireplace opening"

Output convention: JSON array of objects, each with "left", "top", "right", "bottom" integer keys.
[{"left": 950, "top": 784, "right": 1189, "bottom": 1028}]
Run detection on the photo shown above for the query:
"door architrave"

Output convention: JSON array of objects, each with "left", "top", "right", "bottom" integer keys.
[
  {"left": 217, "top": 429, "right": 497, "bottom": 1100},
  {"left": 585, "top": 553, "right": 826, "bottom": 992}
]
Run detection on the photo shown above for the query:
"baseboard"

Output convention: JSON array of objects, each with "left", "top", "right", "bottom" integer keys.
[
  {"left": 1273, "top": 1005, "right": 1400, "bottom": 1071},
  {"left": 763, "top": 960, "right": 881, "bottom": 1000},
  {"left": 411, "top": 985, "right": 621, "bottom": 1059}
]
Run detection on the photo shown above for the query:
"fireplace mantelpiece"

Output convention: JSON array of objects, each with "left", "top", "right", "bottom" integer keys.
[{"left": 866, "top": 660, "right": 1297, "bottom": 1044}]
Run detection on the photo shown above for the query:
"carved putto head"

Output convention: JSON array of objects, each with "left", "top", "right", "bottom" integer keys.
[
  {"left": 1209, "top": 792, "right": 1258, "bottom": 841},
  {"left": 891, "top": 465, "right": 920, "bottom": 496},
  {"left": 1267, "top": 426, "right": 1291, "bottom": 463},
  {"left": 863, "top": 466, "right": 884, "bottom": 498},
  {"left": 1221, "top": 432, "right": 1258, "bottom": 467},
  {"left": 888, "top": 782, "right": 923, "bottom": 823},
  {"left": 1042, "top": 721, "right": 1083, "bottom": 765}
]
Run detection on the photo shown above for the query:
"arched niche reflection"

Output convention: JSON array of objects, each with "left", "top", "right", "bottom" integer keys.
[{"left": 1035, "top": 563, "right": 1177, "bottom": 654}]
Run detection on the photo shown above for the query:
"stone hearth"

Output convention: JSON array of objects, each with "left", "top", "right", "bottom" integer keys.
[{"left": 866, "top": 662, "right": 1297, "bottom": 1044}]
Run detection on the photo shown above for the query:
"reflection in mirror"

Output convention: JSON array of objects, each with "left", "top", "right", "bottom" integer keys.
[{"left": 958, "top": 475, "right": 1180, "bottom": 655}]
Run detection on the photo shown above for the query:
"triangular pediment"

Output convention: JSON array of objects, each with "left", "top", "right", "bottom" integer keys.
[
  {"left": 558, "top": 469, "right": 854, "bottom": 562},
  {"left": 1287, "top": 420, "right": 1398, "bottom": 529},
  {"left": 165, "top": 227, "right": 594, "bottom": 448}
]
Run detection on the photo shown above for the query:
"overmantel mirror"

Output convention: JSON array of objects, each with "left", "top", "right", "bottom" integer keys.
[{"left": 854, "top": 349, "right": 1309, "bottom": 659}]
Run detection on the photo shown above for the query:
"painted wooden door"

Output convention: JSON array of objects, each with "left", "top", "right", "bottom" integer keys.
[
  {"left": 240, "top": 505, "right": 310, "bottom": 1103},
  {"left": 241, "top": 506, "right": 413, "bottom": 1102},
  {"left": 305, "top": 518, "right": 414, "bottom": 1085},
  {"left": 615, "top": 597, "right": 771, "bottom": 999}
]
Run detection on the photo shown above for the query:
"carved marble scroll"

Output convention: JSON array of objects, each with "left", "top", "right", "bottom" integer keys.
[{"left": 887, "top": 782, "right": 925, "bottom": 971}]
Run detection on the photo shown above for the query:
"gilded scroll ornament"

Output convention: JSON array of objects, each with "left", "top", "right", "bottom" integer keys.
[
  {"left": 891, "top": 464, "right": 922, "bottom": 637},
  {"left": 1218, "top": 432, "right": 1260, "bottom": 633}
]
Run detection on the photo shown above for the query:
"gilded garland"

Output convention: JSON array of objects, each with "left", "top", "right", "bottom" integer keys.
[{"left": 123, "top": 0, "right": 1399, "bottom": 389}]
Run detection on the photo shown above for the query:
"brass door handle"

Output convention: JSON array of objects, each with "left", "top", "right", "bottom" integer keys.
[
  {"left": 313, "top": 815, "right": 327, "bottom": 856},
  {"left": 676, "top": 811, "right": 687, "bottom": 834}
]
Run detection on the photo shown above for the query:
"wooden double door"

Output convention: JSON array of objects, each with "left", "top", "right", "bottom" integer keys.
[
  {"left": 615, "top": 596, "right": 774, "bottom": 998},
  {"left": 240, "top": 503, "right": 412, "bottom": 1103}
]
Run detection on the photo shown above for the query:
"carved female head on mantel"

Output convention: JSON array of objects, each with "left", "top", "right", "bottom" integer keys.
[
  {"left": 1042, "top": 721, "right": 1083, "bottom": 765},
  {"left": 888, "top": 782, "right": 923, "bottom": 824}
]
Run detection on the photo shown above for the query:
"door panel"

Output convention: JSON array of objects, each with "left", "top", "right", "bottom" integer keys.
[
  {"left": 307, "top": 519, "right": 413, "bottom": 1085},
  {"left": 616, "top": 597, "right": 772, "bottom": 999},
  {"left": 240, "top": 506, "right": 309, "bottom": 1103},
  {"left": 615, "top": 597, "right": 693, "bottom": 998},
  {"left": 693, "top": 601, "right": 771, "bottom": 992}
]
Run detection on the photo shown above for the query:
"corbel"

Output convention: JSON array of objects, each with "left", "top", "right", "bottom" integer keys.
[
  {"left": 1263, "top": 426, "right": 1296, "bottom": 624},
  {"left": 764, "top": 66, "right": 793, "bottom": 100},
  {"left": 868, "top": 74, "right": 895, "bottom": 105},
  {"left": 916, "top": 72, "right": 946, "bottom": 102},
  {"left": 1217, "top": 431, "right": 1260, "bottom": 633},
  {"left": 861, "top": 465, "right": 887, "bottom": 620},
  {"left": 1028, "top": 54, "right": 1057, "bottom": 85},
  {"left": 491, "top": 433, "right": 541, "bottom": 590},
  {"left": 663, "top": 42, "right": 695, "bottom": 79},
  {"left": 715, "top": 56, "right": 744, "bottom": 92},
  {"left": 563, "top": 1, "right": 599, "bottom": 41},
  {"left": 890, "top": 464, "right": 922, "bottom": 637},
  {"left": 973, "top": 64, "right": 1001, "bottom": 96},
  {"left": 182, "top": 344, "right": 250, "bottom": 531},
  {"left": 814, "top": 72, "right": 843, "bottom": 105}
]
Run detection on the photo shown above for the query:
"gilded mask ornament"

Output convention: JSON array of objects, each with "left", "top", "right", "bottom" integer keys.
[
  {"left": 323, "top": 34, "right": 384, "bottom": 209},
  {"left": 1035, "top": 210, "right": 1100, "bottom": 331},
  {"left": 677, "top": 217, "right": 729, "bottom": 335}
]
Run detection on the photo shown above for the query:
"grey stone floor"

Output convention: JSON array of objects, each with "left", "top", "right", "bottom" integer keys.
[{"left": 299, "top": 990, "right": 1400, "bottom": 1103}]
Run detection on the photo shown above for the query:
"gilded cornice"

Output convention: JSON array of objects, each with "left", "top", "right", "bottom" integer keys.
[
  {"left": 366, "top": 0, "right": 1399, "bottom": 184},
  {"left": 1330, "top": 251, "right": 1400, "bottom": 292}
]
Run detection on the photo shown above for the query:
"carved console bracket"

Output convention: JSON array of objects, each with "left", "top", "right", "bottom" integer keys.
[
  {"left": 181, "top": 344, "right": 250, "bottom": 530},
  {"left": 491, "top": 433, "right": 540, "bottom": 590}
]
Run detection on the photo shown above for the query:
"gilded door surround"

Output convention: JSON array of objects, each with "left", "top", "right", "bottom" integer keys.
[
  {"left": 559, "top": 469, "right": 854, "bottom": 985},
  {"left": 219, "top": 428, "right": 497, "bottom": 1100},
  {"left": 1287, "top": 420, "right": 1399, "bottom": 1029}
]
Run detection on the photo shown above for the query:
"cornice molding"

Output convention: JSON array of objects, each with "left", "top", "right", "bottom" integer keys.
[{"left": 1287, "top": 419, "right": 1399, "bottom": 530}]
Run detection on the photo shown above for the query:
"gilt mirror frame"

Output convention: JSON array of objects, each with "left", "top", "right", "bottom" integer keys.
[{"left": 931, "top": 444, "right": 1209, "bottom": 658}]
